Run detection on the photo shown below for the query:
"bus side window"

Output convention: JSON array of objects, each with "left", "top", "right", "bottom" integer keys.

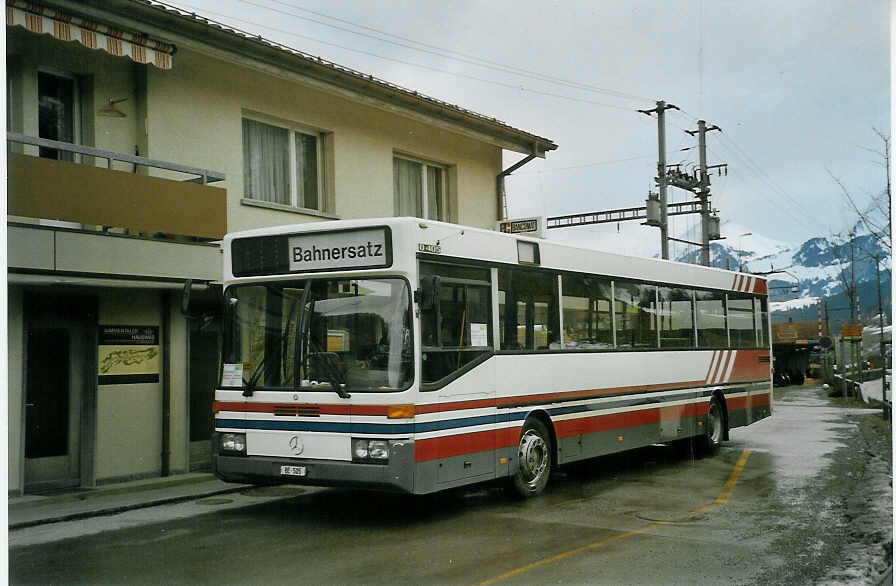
[
  {"left": 755, "top": 296, "right": 769, "bottom": 347},
  {"left": 561, "top": 274, "right": 613, "bottom": 349},
  {"left": 499, "top": 268, "right": 560, "bottom": 351},
  {"left": 614, "top": 281, "right": 658, "bottom": 349},
  {"left": 728, "top": 293, "right": 756, "bottom": 348},
  {"left": 696, "top": 289, "right": 727, "bottom": 348},
  {"left": 419, "top": 262, "right": 492, "bottom": 386},
  {"left": 658, "top": 286, "right": 696, "bottom": 349}
]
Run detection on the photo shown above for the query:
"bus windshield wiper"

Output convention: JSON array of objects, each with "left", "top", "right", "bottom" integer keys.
[{"left": 303, "top": 331, "right": 351, "bottom": 399}]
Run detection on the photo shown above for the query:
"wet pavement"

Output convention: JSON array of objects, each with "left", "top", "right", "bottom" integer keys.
[{"left": 9, "top": 383, "right": 892, "bottom": 585}]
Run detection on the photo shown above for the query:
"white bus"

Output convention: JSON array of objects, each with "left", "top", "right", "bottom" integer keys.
[{"left": 213, "top": 217, "right": 772, "bottom": 497}]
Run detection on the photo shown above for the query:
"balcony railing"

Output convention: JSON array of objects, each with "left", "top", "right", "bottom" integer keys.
[{"left": 7, "top": 133, "right": 228, "bottom": 239}]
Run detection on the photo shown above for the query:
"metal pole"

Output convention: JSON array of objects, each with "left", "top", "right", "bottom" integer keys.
[
  {"left": 697, "top": 120, "right": 711, "bottom": 267},
  {"left": 657, "top": 101, "right": 669, "bottom": 260}
]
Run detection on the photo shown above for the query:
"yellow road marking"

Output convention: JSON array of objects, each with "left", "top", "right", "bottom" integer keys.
[{"left": 478, "top": 449, "right": 752, "bottom": 586}]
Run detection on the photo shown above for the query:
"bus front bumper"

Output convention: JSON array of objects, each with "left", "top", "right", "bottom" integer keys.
[{"left": 213, "top": 439, "right": 416, "bottom": 493}]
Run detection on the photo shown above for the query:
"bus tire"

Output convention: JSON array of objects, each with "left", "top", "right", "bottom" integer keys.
[
  {"left": 510, "top": 418, "right": 553, "bottom": 498},
  {"left": 698, "top": 397, "right": 725, "bottom": 456}
]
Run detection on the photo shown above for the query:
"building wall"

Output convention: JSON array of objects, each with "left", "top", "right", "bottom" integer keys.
[
  {"left": 95, "top": 289, "right": 164, "bottom": 482},
  {"left": 144, "top": 47, "right": 503, "bottom": 232},
  {"left": 7, "top": 16, "right": 515, "bottom": 491},
  {"left": 6, "top": 28, "right": 141, "bottom": 162}
]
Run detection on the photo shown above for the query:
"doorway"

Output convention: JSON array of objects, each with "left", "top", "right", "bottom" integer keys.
[
  {"left": 23, "top": 293, "right": 95, "bottom": 492},
  {"left": 189, "top": 304, "right": 220, "bottom": 471}
]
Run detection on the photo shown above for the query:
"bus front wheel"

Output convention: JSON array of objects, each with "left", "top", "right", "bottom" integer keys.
[{"left": 510, "top": 418, "right": 553, "bottom": 498}]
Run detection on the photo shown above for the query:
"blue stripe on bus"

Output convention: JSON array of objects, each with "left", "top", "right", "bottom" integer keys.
[
  {"left": 215, "top": 419, "right": 413, "bottom": 434},
  {"left": 216, "top": 389, "right": 738, "bottom": 435}
]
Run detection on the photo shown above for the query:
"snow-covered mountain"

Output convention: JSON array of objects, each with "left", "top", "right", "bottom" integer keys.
[{"left": 675, "top": 220, "right": 891, "bottom": 325}]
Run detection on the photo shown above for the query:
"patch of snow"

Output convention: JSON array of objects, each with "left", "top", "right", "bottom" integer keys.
[{"left": 771, "top": 297, "right": 820, "bottom": 312}]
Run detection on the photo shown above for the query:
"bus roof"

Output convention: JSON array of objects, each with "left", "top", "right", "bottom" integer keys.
[{"left": 223, "top": 217, "right": 767, "bottom": 295}]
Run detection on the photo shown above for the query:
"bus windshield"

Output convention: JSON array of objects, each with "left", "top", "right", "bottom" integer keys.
[{"left": 223, "top": 278, "right": 412, "bottom": 392}]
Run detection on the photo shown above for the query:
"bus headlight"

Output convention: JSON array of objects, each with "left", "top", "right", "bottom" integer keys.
[
  {"left": 220, "top": 432, "right": 247, "bottom": 455},
  {"left": 352, "top": 438, "right": 389, "bottom": 463}
]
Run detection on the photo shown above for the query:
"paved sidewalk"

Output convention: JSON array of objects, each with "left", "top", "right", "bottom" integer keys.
[{"left": 9, "top": 473, "right": 248, "bottom": 530}]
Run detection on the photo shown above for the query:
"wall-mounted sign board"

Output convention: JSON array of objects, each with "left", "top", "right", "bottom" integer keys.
[{"left": 98, "top": 325, "right": 160, "bottom": 385}]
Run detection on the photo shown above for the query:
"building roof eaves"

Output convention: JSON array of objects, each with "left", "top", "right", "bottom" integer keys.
[{"left": 90, "top": 0, "right": 558, "bottom": 156}]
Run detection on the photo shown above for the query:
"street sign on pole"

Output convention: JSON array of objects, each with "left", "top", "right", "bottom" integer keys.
[{"left": 841, "top": 324, "right": 863, "bottom": 340}]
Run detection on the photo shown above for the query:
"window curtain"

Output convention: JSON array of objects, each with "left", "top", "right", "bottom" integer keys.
[
  {"left": 243, "top": 119, "right": 289, "bottom": 205},
  {"left": 426, "top": 166, "right": 444, "bottom": 220},
  {"left": 393, "top": 157, "right": 422, "bottom": 217},
  {"left": 295, "top": 132, "right": 319, "bottom": 210}
]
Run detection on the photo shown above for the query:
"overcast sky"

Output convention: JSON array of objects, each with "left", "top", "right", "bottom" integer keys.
[{"left": 167, "top": 0, "right": 891, "bottom": 258}]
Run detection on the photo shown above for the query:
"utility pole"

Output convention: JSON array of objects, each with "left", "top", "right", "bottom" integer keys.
[
  {"left": 874, "top": 255, "right": 889, "bottom": 417},
  {"left": 638, "top": 100, "right": 679, "bottom": 259},
  {"left": 686, "top": 120, "right": 722, "bottom": 266}
]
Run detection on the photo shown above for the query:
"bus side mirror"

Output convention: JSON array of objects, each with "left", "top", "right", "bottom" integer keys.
[{"left": 419, "top": 275, "right": 440, "bottom": 311}]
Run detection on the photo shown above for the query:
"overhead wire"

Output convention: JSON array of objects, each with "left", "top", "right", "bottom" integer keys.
[
  {"left": 514, "top": 154, "right": 655, "bottom": 174},
  {"left": 706, "top": 140, "right": 830, "bottom": 232},
  {"left": 252, "top": 0, "right": 654, "bottom": 103},
  {"left": 162, "top": 1, "right": 651, "bottom": 112}
]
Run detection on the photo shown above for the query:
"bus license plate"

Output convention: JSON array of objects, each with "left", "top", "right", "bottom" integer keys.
[{"left": 280, "top": 465, "right": 306, "bottom": 477}]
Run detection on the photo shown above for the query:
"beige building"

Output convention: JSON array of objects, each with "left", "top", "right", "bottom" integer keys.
[{"left": 6, "top": 0, "right": 556, "bottom": 494}]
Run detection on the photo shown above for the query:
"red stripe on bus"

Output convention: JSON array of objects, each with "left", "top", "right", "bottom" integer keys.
[
  {"left": 415, "top": 429, "right": 502, "bottom": 462},
  {"left": 212, "top": 401, "right": 387, "bottom": 416},
  {"left": 708, "top": 350, "right": 728, "bottom": 384},
  {"left": 415, "top": 401, "right": 711, "bottom": 462},
  {"left": 725, "top": 391, "right": 770, "bottom": 412},
  {"left": 554, "top": 402, "right": 707, "bottom": 438},
  {"left": 492, "top": 380, "right": 709, "bottom": 409},
  {"left": 730, "top": 351, "right": 772, "bottom": 382}
]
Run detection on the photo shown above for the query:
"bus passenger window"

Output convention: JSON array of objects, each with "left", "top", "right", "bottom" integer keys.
[
  {"left": 561, "top": 274, "right": 613, "bottom": 349},
  {"left": 658, "top": 287, "right": 696, "bottom": 349},
  {"left": 614, "top": 281, "right": 658, "bottom": 349},
  {"left": 728, "top": 294, "right": 756, "bottom": 348},
  {"left": 499, "top": 268, "right": 560, "bottom": 351},
  {"left": 419, "top": 262, "right": 492, "bottom": 385},
  {"left": 696, "top": 290, "right": 727, "bottom": 348},
  {"left": 755, "top": 296, "right": 769, "bottom": 347}
]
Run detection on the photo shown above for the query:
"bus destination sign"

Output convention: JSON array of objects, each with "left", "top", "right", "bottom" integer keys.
[{"left": 288, "top": 227, "right": 391, "bottom": 272}]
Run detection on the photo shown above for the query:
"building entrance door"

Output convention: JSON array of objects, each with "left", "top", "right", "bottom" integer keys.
[
  {"left": 24, "top": 294, "right": 93, "bottom": 492},
  {"left": 189, "top": 306, "right": 220, "bottom": 471}
]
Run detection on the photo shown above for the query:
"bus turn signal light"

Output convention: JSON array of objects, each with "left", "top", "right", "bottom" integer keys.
[{"left": 387, "top": 404, "right": 415, "bottom": 419}]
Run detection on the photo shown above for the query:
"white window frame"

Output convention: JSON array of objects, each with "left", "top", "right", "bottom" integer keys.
[
  {"left": 393, "top": 153, "right": 449, "bottom": 220},
  {"left": 242, "top": 113, "right": 328, "bottom": 212}
]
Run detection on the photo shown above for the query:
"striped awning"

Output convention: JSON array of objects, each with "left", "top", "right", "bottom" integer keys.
[{"left": 6, "top": 1, "right": 175, "bottom": 69}]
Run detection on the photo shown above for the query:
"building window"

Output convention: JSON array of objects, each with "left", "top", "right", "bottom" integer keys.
[
  {"left": 242, "top": 117, "right": 326, "bottom": 211},
  {"left": 393, "top": 156, "right": 449, "bottom": 220},
  {"left": 38, "top": 71, "right": 76, "bottom": 161}
]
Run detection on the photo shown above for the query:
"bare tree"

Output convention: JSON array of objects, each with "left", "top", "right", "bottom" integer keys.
[{"left": 827, "top": 128, "right": 891, "bottom": 253}]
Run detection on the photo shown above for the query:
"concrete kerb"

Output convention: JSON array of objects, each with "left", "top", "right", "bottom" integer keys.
[{"left": 9, "top": 474, "right": 251, "bottom": 530}]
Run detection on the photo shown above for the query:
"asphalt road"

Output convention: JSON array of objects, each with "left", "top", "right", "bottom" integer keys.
[{"left": 10, "top": 384, "right": 892, "bottom": 585}]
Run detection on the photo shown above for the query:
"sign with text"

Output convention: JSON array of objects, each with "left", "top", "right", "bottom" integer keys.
[
  {"left": 841, "top": 324, "right": 864, "bottom": 340},
  {"left": 98, "top": 325, "right": 160, "bottom": 385},
  {"left": 288, "top": 227, "right": 391, "bottom": 272},
  {"left": 497, "top": 217, "right": 545, "bottom": 238}
]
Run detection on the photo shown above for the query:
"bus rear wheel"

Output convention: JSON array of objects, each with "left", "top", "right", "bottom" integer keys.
[
  {"left": 510, "top": 418, "right": 553, "bottom": 498},
  {"left": 698, "top": 397, "right": 725, "bottom": 456}
]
